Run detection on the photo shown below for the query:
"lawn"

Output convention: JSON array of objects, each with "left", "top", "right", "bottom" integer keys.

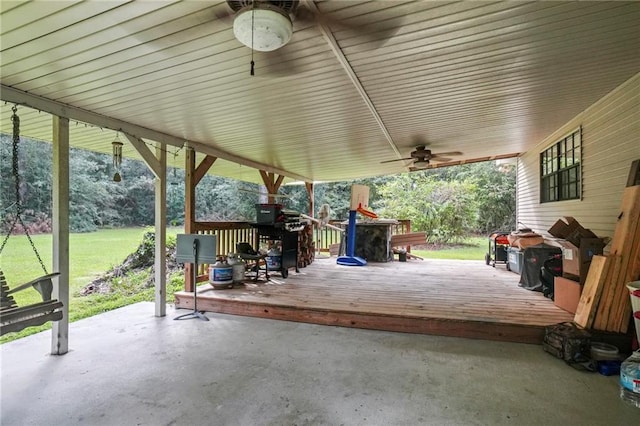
[
  {"left": 411, "top": 236, "right": 488, "bottom": 260},
  {"left": 0, "top": 227, "right": 182, "bottom": 343}
]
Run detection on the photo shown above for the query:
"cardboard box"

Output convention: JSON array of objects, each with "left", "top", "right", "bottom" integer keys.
[
  {"left": 548, "top": 216, "right": 598, "bottom": 246},
  {"left": 548, "top": 216, "right": 580, "bottom": 239},
  {"left": 554, "top": 276, "right": 582, "bottom": 314},
  {"left": 557, "top": 238, "right": 606, "bottom": 283}
]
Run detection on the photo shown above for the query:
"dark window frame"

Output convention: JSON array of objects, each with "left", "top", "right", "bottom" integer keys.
[{"left": 540, "top": 128, "right": 581, "bottom": 203}]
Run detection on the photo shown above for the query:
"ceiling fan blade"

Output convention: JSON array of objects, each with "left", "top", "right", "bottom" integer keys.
[
  {"left": 295, "top": 3, "right": 400, "bottom": 48},
  {"left": 430, "top": 157, "right": 452, "bottom": 163},
  {"left": 380, "top": 157, "right": 413, "bottom": 164},
  {"left": 252, "top": 47, "right": 302, "bottom": 76},
  {"left": 212, "top": 2, "right": 234, "bottom": 25},
  {"left": 432, "top": 151, "right": 463, "bottom": 157}
]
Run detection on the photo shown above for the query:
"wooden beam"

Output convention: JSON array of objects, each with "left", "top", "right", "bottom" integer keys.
[
  {"left": 154, "top": 144, "right": 167, "bottom": 317},
  {"left": 305, "top": 182, "right": 314, "bottom": 217},
  {"left": 51, "top": 116, "right": 70, "bottom": 356},
  {"left": 259, "top": 170, "right": 286, "bottom": 204},
  {"left": 3, "top": 86, "right": 312, "bottom": 182},
  {"left": 2, "top": 85, "right": 183, "bottom": 148},
  {"left": 188, "top": 140, "right": 310, "bottom": 183},
  {"left": 259, "top": 170, "right": 272, "bottom": 192},
  {"left": 125, "top": 134, "right": 161, "bottom": 179},
  {"left": 194, "top": 155, "right": 217, "bottom": 185},
  {"left": 274, "top": 174, "right": 285, "bottom": 192}
]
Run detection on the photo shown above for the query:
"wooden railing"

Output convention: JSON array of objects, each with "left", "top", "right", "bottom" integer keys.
[
  {"left": 185, "top": 219, "right": 414, "bottom": 287},
  {"left": 191, "top": 221, "right": 256, "bottom": 283}
]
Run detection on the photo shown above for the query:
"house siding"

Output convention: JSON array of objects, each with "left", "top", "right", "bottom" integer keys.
[{"left": 517, "top": 72, "right": 640, "bottom": 239}]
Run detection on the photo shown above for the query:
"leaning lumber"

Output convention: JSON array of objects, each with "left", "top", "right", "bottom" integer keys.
[
  {"left": 592, "top": 185, "right": 640, "bottom": 332},
  {"left": 574, "top": 255, "right": 610, "bottom": 328}
]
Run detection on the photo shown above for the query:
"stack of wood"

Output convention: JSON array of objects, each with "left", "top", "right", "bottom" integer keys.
[
  {"left": 575, "top": 160, "right": 640, "bottom": 333},
  {"left": 298, "top": 224, "right": 315, "bottom": 268}
]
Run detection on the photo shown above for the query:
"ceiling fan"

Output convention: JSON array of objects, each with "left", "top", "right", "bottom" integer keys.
[
  {"left": 381, "top": 145, "right": 463, "bottom": 170},
  {"left": 220, "top": 1, "right": 399, "bottom": 55}
]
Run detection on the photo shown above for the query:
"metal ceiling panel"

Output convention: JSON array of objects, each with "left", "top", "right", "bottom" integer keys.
[{"left": 2, "top": 1, "right": 639, "bottom": 184}]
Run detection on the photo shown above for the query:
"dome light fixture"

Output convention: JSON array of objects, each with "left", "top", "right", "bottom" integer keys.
[{"left": 233, "top": 4, "right": 293, "bottom": 52}]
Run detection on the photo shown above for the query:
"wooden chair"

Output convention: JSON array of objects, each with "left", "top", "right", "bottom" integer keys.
[{"left": 0, "top": 269, "right": 63, "bottom": 336}]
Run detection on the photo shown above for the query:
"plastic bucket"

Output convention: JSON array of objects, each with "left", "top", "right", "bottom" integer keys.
[{"left": 627, "top": 281, "right": 640, "bottom": 344}]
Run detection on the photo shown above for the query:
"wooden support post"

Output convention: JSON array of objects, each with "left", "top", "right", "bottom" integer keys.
[
  {"left": 184, "top": 147, "right": 196, "bottom": 292},
  {"left": 51, "top": 116, "right": 69, "bottom": 355},
  {"left": 184, "top": 149, "right": 217, "bottom": 292},
  {"left": 154, "top": 145, "right": 167, "bottom": 317},
  {"left": 128, "top": 135, "right": 168, "bottom": 317},
  {"left": 305, "top": 182, "right": 314, "bottom": 217}
]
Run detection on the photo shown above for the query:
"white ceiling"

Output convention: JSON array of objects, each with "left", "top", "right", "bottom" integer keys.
[{"left": 2, "top": 1, "right": 639, "bottom": 185}]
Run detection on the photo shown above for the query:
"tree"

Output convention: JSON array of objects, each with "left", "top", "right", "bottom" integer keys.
[
  {"left": 377, "top": 173, "right": 478, "bottom": 243},
  {"left": 1, "top": 135, "right": 516, "bottom": 238}
]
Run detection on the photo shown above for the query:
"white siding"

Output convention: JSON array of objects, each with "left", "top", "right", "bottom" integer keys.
[{"left": 517, "top": 72, "right": 640, "bottom": 239}]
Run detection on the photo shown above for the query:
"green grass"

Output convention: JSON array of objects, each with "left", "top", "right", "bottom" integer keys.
[
  {"left": 411, "top": 236, "right": 488, "bottom": 260},
  {"left": 0, "top": 227, "right": 182, "bottom": 343}
]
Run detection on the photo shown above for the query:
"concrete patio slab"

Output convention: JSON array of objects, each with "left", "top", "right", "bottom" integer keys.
[{"left": 1, "top": 302, "right": 637, "bottom": 425}]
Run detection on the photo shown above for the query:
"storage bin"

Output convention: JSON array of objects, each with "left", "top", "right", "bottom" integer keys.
[{"left": 507, "top": 247, "right": 523, "bottom": 274}]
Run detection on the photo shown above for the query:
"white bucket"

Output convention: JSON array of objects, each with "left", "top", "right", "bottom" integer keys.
[{"left": 627, "top": 281, "right": 640, "bottom": 344}]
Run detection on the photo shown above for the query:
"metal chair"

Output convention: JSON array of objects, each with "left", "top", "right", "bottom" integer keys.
[{"left": 236, "top": 242, "right": 269, "bottom": 282}]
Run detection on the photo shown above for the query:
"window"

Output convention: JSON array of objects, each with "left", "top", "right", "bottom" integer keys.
[{"left": 540, "top": 128, "right": 581, "bottom": 203}]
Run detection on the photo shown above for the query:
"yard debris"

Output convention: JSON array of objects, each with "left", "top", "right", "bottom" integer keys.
[{"left": 81, "top": 230, "right": 181, "bottom": 295}]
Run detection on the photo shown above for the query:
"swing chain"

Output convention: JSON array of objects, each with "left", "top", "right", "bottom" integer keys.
[{"left": 0, "top": 106, "right": 49, "bottom": 274}]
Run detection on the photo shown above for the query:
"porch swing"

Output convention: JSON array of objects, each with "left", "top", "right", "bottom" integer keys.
[{"left": 0, "top": 106, "right": 62, "bottom": 336}]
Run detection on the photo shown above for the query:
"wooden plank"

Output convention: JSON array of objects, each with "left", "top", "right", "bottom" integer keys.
[
  {"left": 0, "top": 311, "right": 63, "bottom": 336},
  {"left": 627, "top": 159, "right": 640, "bottom": 187},
  {"left": 1, "top": 300, "right": 63, "bottom": 322},
  {"left": 574, "top": 255, "right": 610, "bottom": 328},
  {"left": 175, "top": 293, "right": 546, "bottom": 344},
  {"left": 593, "top": 255, "right": 623, "bottom": 330},
  {"left": 390, "top": 232, "right": 427, "bottom": 247},
  {"left": 605, "top": 186, "right": 640, "bottom": 331},
  {"left": 614, "top": 217, "right": 640, "bottom": 332}
]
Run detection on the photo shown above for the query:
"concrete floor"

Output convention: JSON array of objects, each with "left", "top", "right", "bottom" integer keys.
[{"left": 1, "top": 302, "right": 638, "bottom": 426}]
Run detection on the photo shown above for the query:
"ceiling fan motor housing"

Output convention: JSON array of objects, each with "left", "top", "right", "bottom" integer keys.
[
  {"left": 413, "top": 159, "right": 430, "bottom": 169},
  {"left": 229, "top": 1, "right": 298, "bottom": 52}
]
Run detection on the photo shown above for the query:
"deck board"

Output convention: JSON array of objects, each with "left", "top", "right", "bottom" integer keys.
[{"left": 175, "top": 258, "right": 574, "bottom": 343}]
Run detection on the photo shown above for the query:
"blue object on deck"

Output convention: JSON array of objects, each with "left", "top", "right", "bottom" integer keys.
[{"left": 337, "top": 210, "right": 367, "bottom": 266}]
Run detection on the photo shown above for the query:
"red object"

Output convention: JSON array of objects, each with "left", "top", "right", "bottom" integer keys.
[{"left": 495, "top": 235, "right": 509, "bottom": 245}]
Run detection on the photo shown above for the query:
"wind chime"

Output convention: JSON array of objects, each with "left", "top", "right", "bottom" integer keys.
[{"left": 111, "top": 133, "right": 123, "bottom": 182}]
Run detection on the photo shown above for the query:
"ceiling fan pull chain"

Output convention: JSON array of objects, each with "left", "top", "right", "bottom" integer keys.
[{"left": 250, "top": 1, "right": 255, "bottom": 76}]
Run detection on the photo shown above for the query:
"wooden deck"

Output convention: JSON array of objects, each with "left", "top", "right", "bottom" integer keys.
[{"left": 175, "top": 257, "right": 574, "bottom": 344}]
